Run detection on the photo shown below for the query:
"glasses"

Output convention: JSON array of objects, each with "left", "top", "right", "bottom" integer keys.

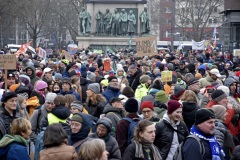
[{"left": 142, "top": 110, "right": 152, "bottom": 114}]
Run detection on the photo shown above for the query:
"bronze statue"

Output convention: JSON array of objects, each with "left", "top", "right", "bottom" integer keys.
[
  {"left": 127, "top": 10, "right": 136, "bottom": 36},
  {"left": 79, "top": 7, "right": 91, "bottom": 34},
  {"left": 111, "top": 9, "right": 120, "bottom": 36},
  {"left": 140, "top": 7, "right": 150, "bottom": 34},
  {"left": 104, "top": 9, "right": 112, "bottom": 35},
  {"left": 119, "top": 9, "right": 128, "bottom": 36},
  {"left": 96, "top": 10, "right": 104, "bottom": 35}
]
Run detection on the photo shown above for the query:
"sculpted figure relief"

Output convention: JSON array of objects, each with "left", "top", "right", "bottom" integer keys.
[
  {"left": 127, "top": 10, "right": 136, "bottom": 36},
  {"left": 96, "top": 10, "right": 104, "bottom": 35},
  {"left": 104, "top": 9, "right": 112, "bottom": 35},
  {"left": 119, "top": 9, "right": 128, "bottom": 36},
  {"left": 140, "top": 7, "right": 150, "bottom": 34},
  {"left": 79, "top": 7, "right": 91, "bottom": 34},
  {"left": 111, "top": 9, "right": 120, "bottom": 36}
]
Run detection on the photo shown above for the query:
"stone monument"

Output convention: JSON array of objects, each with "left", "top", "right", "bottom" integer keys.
[{"left": 77, "top": 0, "right": 148, "bottom": 50}]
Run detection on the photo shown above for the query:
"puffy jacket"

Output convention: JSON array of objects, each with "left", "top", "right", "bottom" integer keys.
[
  {"left": 25, "top": 66, "right": 40, "bottom": 86},
  {"left": 80, "top": 77, "right": 88, "bottom": 103},
  {"left": 39, "top": 143, "right": 78, "bottom": 160},
  {"left": 182, "top": 101, "right": 200, "bottom": 131},
  {"left": 135, "top": 83, "right": 149, "bottom": 101},
  {"left": 154, "top": 114, "right": 189, "bottom": 160},
  {"left": 199, "top": 74, "right": 223, "bottom": 88},
  {"left": 102, "top": 86, "right": 121, "bottom": 103},
  {"left": 62, "top": 69, "right": 70, "bottom": 78},
  {"left": 89, "top": 133, "right": 121, "bottom": 160},
  {"left": 85, "top": 99, "right": 106, "bottom": 122},
  {"left": 60, "top": 88, "right": 81, "bottom": 101},
  {"left": 128, "top": 69, "right": 142, "bottom": 92}
]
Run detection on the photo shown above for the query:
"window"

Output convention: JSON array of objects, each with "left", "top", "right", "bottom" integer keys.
[
  {"left": 214, "top": 18, "right": 218, "bottom": 24},
  {"left": 164, "top": 7, "right": 171, "bottom": 13},
  {"left": 186, "top": 19, "right": 190, "bottom": 25},
  {"left": 209, "top": 19, "right": 212, "bottom": 24},
  {"left": 214, "top": 7, "right": 217, "bottom": 12}
]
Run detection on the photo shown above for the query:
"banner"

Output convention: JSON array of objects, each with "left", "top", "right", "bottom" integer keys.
[
  {"left": 233, "top": 49, "right": 240, "bottom": 56},
  {"left": 38, "top": 47, "right": 46, "bottom": 59},
  {"left": 15, "top": 41, "right": 32, "bottom": 56},
  {"left": 136, "top": 36, "right": 157, "bottom": 57},
  {"left": 192, "top": 40, "right": 205, "bottom": 50},
  {"left": 67, "top": 44, "right": 78, "bottom": 55}
]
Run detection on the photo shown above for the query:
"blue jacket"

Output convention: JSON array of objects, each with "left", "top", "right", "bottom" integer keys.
[
  {"left": 102, "top": 86, "right": 121, "bottom": 103},
  {"left": 0, "top": 142, "right": 30, "bottom": 160},
  {"left": 62, "top": 69, "right": 70, "bottom": 78},
  {"left": 60, "top": 88, "right": 81, "bottom": 101}
]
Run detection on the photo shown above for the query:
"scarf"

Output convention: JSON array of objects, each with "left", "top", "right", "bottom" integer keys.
[
  {"left": 0, "top": 134, "right": 27, "bottom": 147},
  {"left": 133, "top": 139, "right": 162, "bottom": 160},
  {"left": 190, "top": 125, "right": 225, "bottom": 160}
]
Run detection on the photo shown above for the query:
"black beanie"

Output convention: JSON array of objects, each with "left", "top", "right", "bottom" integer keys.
[
  {"left": 1, "top": 92, "right": 17, "bottom": 103},
  {"left": 211, "top": 89, "right": 227, "bottom": 102},
  {"left": 108, "top": 76, "right": 117, "bottom": 83},
  {"left": 195, "top": 108, "right": 215, "bottom": 125},
  {"left": 124, "top": 98, "right": 138, "bottom": 113}
]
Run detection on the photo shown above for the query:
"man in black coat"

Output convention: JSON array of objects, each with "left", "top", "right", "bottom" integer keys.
[{"left": 127, "top": 65, "right": 142, "bottom": 92}]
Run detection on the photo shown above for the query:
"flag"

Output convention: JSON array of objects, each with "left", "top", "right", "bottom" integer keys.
[
  {"left": 38, "top": 47, "right": 46, "bottom": 59},
  {"left": 67, "top": 44, "right": 78, "bottom": 55},
  {"left": 15, "top": 41, "right": 32, "bottom": 56},
  {"left": 212, "top": 26, "right": 217, "bottom": 48}
]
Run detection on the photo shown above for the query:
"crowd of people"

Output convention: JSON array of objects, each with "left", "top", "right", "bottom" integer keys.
[{"left": 0, "top": 48, "right": 239, "bottom": 160}]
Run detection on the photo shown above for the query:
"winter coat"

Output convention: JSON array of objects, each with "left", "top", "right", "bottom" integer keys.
[
  {"left": 102, "top": 86, "right": 121, "bottom": 103},
  {"left": 80, "top": 77, "right": 88, "bottom": 103},
  {"left": 103, "top": 103, "right": 125, "bottom": 132},
  {"left": 39, "top": 143, "right": 78, "bottom": 160},
  {"left": 0, "top": 107, "right": 20, "bottom": 134},
  {"left": 199, "top": 74, "right": 223, "bottom": 89},
  {"left": 116, "top": 113, "right": 140, "bottom": 155},
  {"left": 60, "top": 88, "right": 81, "bottom": 101},
  {"left": 182, "top": 101, "right": 200, "bottom": 131},
  {"left": 30, "top": 104, "right": 48, "bottom": 143},
  {"left": 68, "top": 113, "right": 93, "bottom": 153},
  {"left": 153, "top": 101, "right": 167, "bottom": 119},
  {"left": 62, "top": 69, "right": 70, "bottom": 78},
  {"left": 89, "top": 133, "right": 121, "bottom": 160},
  {"left": 128, "top": 69, "right": 142, "bottom": 92},
  {"left": 30, "top": 90, "right": 45, "bottom": 105},
  {"left": 85, "top": 99, "right": 106, "bottom": 122},
  {"left": 154, "top": 114, "right": 189, "bottom": 160},
  {"left": 135, "top": 83, "right": 149, "bottom": 101},
  {"left": 25, "top": 66, "right": 40, "bottom": 86},
  {"left": 176, "top": 67, "right": 188, "bottom": 76}
]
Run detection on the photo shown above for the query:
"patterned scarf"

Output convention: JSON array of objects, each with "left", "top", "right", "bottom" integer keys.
[{"left": 190, "top": 125, "right": 225, "bottom": 160}]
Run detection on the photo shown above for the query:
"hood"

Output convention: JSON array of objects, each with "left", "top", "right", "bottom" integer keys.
[
  {"left": 25, "top": 66, "right": 36, "bottom": 78},
  {"left": 224, "top": 76, "right": 238, "bottom": 88},
  {"left": 51, "top": 105, "right": 71, "bottom": 119},
  {"left": 96, "top": 117, "right": 112, "bottom": 133},
  {"left": 163, "top": 112, "right": 180, "bottom": 126},
  {"left": 103, "top": 103, "right": 123, "bottom": 114},
  {"left": 182, "top": 101, "right": 197, "bottom": 112},
  {"left": 154, "top": 101, "right": 167, "bottom": 109},
  {"left": 60, "top": 88, "right": 74, "bottom": 95},
  {"left": 80, "top": 77, "right": 88, "bottom": 85},
  {"left": 70, "top": 113, "right": 93, "bottom": 143},
  {"left": 198, "top": 64, "right": 206, "bottom": 71}
]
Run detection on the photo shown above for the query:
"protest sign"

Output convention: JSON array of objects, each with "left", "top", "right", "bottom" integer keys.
[
  {"left": 233, "top": 49, "right": 240, "bottom": 56},
  {"left": 161, "top": 71, "right": 172, "bottom": 82},
  {"left": 64, "top": 51, "right": 72, "bottom": 62},
  {"left": 135, "top": 36, "right": 157, "bottom": 57},
  {"left": 67, "top": 44, "right": 78, "bottom": 55},
  {"left": 38, "top": 47, "right": 46, "bottom": 59}
]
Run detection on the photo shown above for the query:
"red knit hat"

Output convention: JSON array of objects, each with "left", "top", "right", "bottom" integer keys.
[
  {"left": 167, "top": 100, "right": 182, "bottom": 114},
  {"left": 140, "top": 101, "right": 154, "bottom": 111}
]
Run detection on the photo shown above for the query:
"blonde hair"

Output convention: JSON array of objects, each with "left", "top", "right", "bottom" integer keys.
[
  {"left": 10, "top": 118, "right": 31, "bottom": 136},
  {"left": 133, "top": 119, "right": 153, "bottom": 143},
  {"left": 180, "top": 90, "right": 197, "bottom": 103},
  {"left": 86, "top": 92, "right": 106, "bottom": 105},
  {"left": 17, "top": 95, "right": 30, "bottom": 120},
  {"left": 78, "top": 139, "right": 106, "bottom": 160}
]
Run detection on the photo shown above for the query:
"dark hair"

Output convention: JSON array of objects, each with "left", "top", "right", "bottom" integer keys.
[
  {"left": 54, "top": 95, "right": 66, "bottom": 106},
  {"left": 133, "top": 119, "right": 153, "bottom": 142},
  {"left": 43, "top": 123, "right": 68, "bottom": 148},
  {"left": 158, "top": 64, "right": 165, "bottom": 71}
]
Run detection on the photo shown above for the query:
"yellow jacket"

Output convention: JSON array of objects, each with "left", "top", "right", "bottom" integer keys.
[
  {"left": 48, "top": 113, "right": 67, "bottom": 125},
  {"left": 135, "top": 83, "right": 149, "bottom": 101}
]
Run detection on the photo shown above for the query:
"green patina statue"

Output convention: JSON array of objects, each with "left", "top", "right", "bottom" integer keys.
[{"left": 79, "top": 7, "right": 91, "bottom": 34}]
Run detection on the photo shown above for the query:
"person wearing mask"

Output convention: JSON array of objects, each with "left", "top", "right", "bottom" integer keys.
[
  {"left": 0, "top": 118, "right": 32, "bottom": 160},
  {"left": 102, "top": 76, "right": 121, "bottom": 103},
  {"left": 154, "top": 100, "right": 189, "bottom": 160},
  {"left": 88, "top": 117, "right": 121, "bottom": 160},
  {"left": 30, "top": 93, "right": 57, "bottom": 143},
  {"left": 183, "top": 108, "right": 225, "bottom": 160},
  {"left": 122, "top": 119, "right": 162, "bottom": 160}
]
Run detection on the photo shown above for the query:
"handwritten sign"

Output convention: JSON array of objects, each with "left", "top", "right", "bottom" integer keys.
[
  {"left": 64, "top": 51, "right": 72, "bottom": 62},
  {"left": 161, "top": 71, "right": 172, "bottom": 82},
  {"left": 0, "top": 55, "right": 16, "bottom": 69},
  {"left": 233, "top": 49, "right": 240, "bottom": 56},
  {"left": 135, "top": 36, "right": 157, "bottom": 57}
]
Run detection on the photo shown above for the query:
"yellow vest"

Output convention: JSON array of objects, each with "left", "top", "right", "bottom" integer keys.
[{"left": 48, "top": 113, "right": 66, "bottom": 125}]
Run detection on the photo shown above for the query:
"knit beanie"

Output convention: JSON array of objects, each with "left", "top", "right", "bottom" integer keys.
[
  {"left": 217, "top": 86, "right": 230, "bottom": 97},
  {"left": 140, "top": 101, "right": 154, "bottom": 111},
  {"left": 54, "top": 73, "right": 62, "bottom": 80},
  {"left": 139, "top": 75, "right": 151, "bottom": 84},
  {"left": 195, "top": 73, "right": 202, "bottom": 79},
  {"left": 35, "top": 81, "right": 48, "bottom": 91},
  {"left": 87, "top": 71, "right": 96, "bottom": 81},
  {"left": 71, "top": 101, "right": 83, "bottom": 111},
  {"left": 121, "top": 86, "right": 135, "bottom": 98},
  {"left": 88, "top": 83, "right": 100, "bottom": 94},
  {"left": 155, "top": 90, "right": 168, "bottom": 103},
  {"left": 61, "top": 78, "right": 71, "bottom": 86},
  {"left": 167, "top": 100, "right": 182, "bottom": 114},
  {"left": 96, "top": 117, "right": 113, "bottom": 133},
  {"left": 1, "top": 92, "right": 17, "bottom": 103},
  {"left": 211, "top": 105, "right": 226, "bottom": 121},
  {"left": 22, "top": 58, "right": 29, "bottom": 66},
  {"left": 124, "top": 98, "right": 139, "bottom": 113},
  {"left": 176, "top": 78, "right": 186, "bottom": 89},
  {"left": 89, "top": 67, "right": 96, "bottom": 73},
  {"left": 211, "top": 89, "right": 227, "bottom": 102},
  {"left": 45, "top": 93, "right": 57, "bottom": 103},
  {"left": 100, "top": 79, "right": 109, "bottom": 87},
  {"left": 10, "top": 84, "right": 20, "bottom": 92},
  {"left": 152, "top": 80, "right": 162, "bottom": 90},
  {"left": 108, "top": 76, "right": 118, "bottom": 83},
  {"left": 195, "top": 108, "right": 215, "bottom": 125},
  {"left": 71, "top": 114, "right": 83, "bottom": 123},
  {"left": 174, "top": 85, "right": 186, "bottom": 98}
]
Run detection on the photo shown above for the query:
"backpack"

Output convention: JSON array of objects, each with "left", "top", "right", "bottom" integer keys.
[
  {"left": 34, "top": 127, "right": 46, "bottom": 160},
  {"left": 123, "top": 117, "right": 141, "bottom": 145},
  {"left": 173, "top": 135, "right": 205, "bottom": 160}
]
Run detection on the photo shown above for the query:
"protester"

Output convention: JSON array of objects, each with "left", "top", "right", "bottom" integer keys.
[
  {"left": 102, "top": 76, "right": 121, "bottom": 103},
  {"left": 140, "top": 101, "right": 160, "bottom": 123}
]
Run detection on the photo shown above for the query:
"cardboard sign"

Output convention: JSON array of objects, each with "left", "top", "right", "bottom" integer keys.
[
  {"left": 233, "top": 49, "right": 240, "bottom": 56},
  {"left": 135, "top": 36, "right": 157, "bottom": 57},
  {"left": 161, "top": 71, "right": 172, "bottom": 82},
  {"left": 64, "top": 51, "right": 72, "bottom": 62},
  {"left": 0, "top": 55, "right": 16, "bottom": 69}
]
